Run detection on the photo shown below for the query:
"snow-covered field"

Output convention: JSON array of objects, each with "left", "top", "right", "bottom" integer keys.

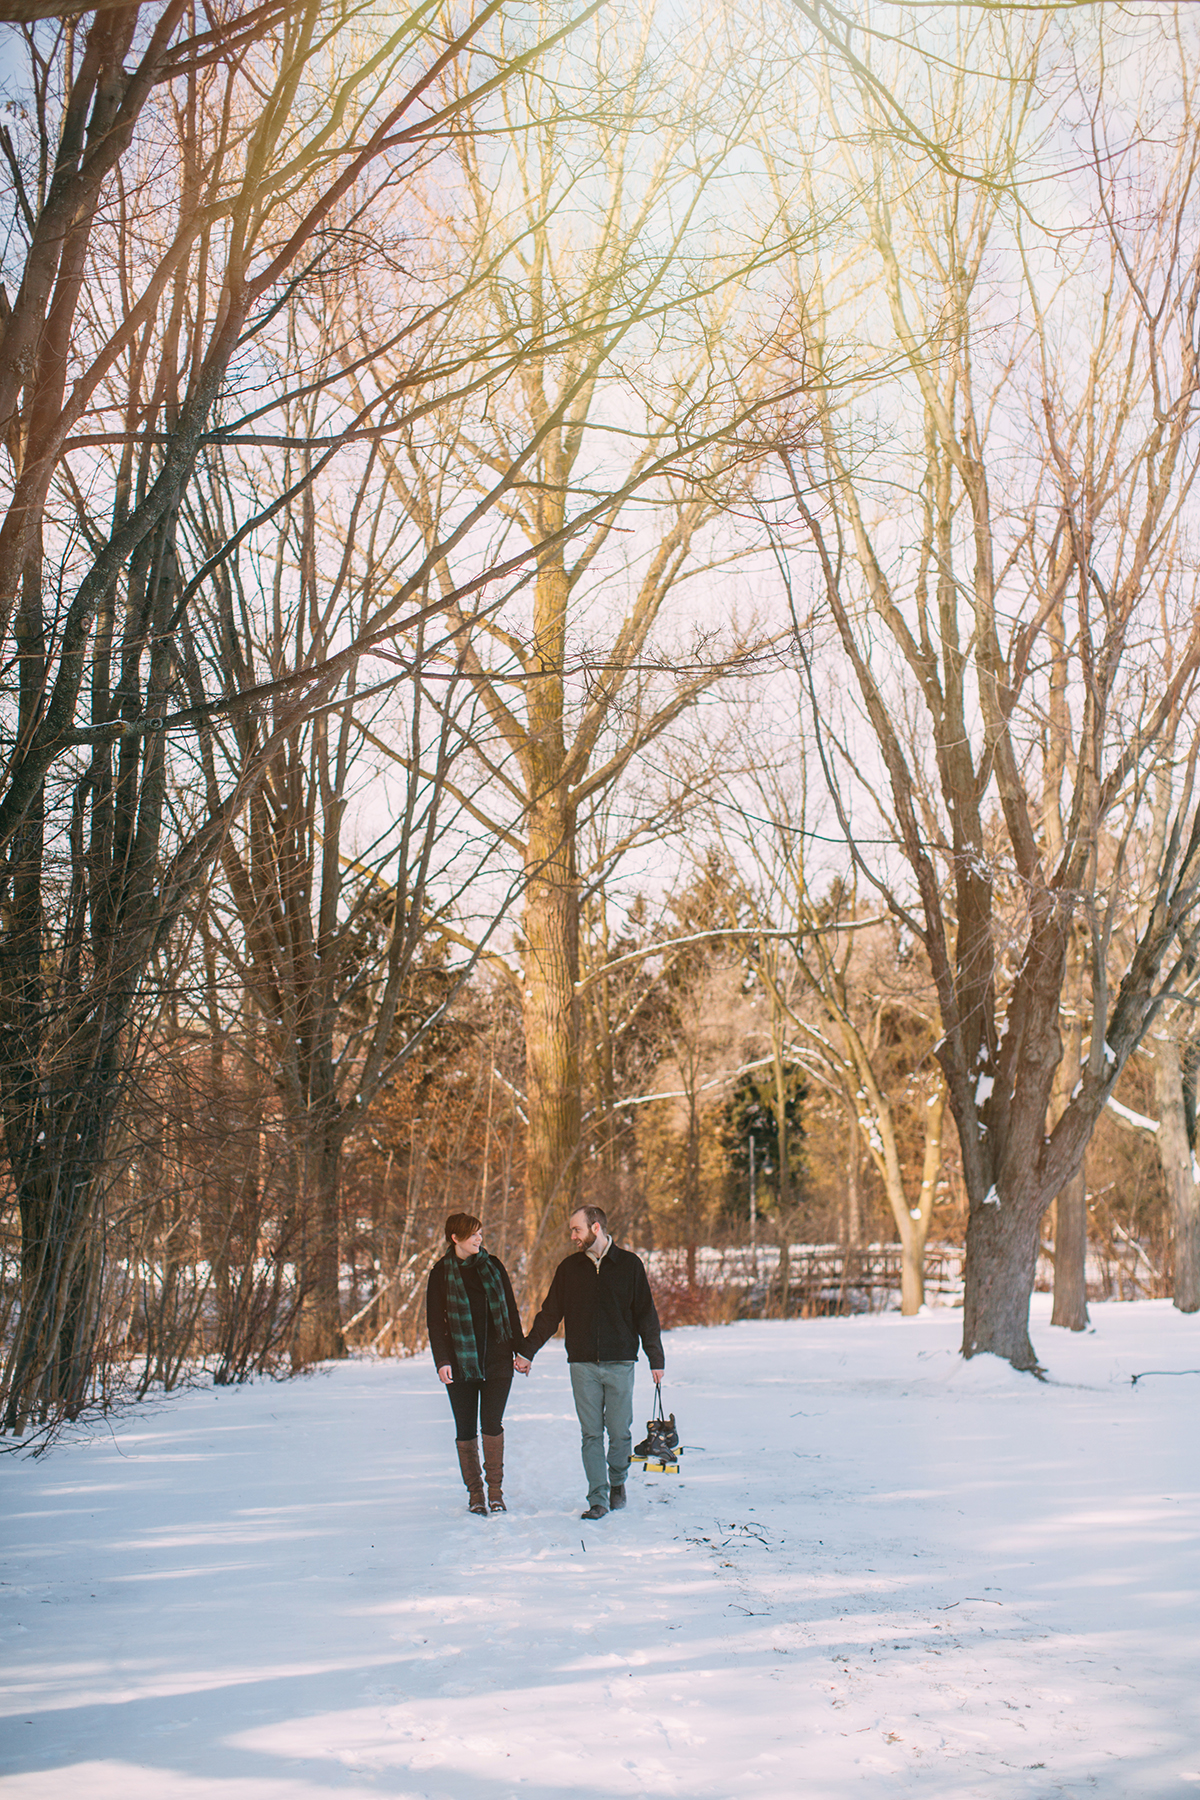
[{"left": 2, "top": 1296, "right": 1198, "bottom": 1799}]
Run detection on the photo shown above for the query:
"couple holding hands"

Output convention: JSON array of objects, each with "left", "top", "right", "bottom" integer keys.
[{"left": 425, "top": 1206, "right": 664, "bottom": 1520}]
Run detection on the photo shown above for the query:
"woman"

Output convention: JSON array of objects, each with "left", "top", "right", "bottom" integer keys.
[{"left": 426, "top": 1213, "right": 526, "bottom": 1515}]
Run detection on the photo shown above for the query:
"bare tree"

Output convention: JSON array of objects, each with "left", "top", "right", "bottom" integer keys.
[
  {"left": 704, "top": 736, "right": 947, "bottom": 1312},
  {"left": 189, "top": 441, "right": 526, "bottom": 1361},
  {"left": 781, "top": 12, "right": 1200, "bottom": 1366},
  {"left": 0, "top": 0, "right": 602, "bottom": 1431},
  {"left": 353, "top": 10, "right": 808, "bottom": 1273}
]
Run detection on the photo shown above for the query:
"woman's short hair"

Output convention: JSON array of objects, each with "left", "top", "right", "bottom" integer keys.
[{"left": 444, "top": 1212, "right": 483, "bottom": 1244}]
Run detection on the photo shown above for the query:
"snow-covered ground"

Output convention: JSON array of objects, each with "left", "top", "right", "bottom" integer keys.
[{"left": 2, "top": 1296, "right": 1198, "bottom": 1799}]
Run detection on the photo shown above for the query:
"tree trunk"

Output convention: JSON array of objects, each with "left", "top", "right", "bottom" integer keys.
[
  {"left": 293, "top": 1105, "right": 346, "bottom": 1366},
  {"left": 1153, "top": 1036, "right": 1200, "bottom": 1314},
  {"left": 1047, "top": 925, "right": 1088, "bottom": 1330},
  {"left": 845, "top": 1127, "right": 860, "bottom": 1246},
  {"left": 3, "top": 1085, "right": 116, "bottom": 1431},
  {"left": 898, "top": 1214, "right": 930, "bottom": 1315},
  {"left": 1049, "top": 1165, "right": 1089, "bottom": 1330},
  {"left": 773, "top": 1040, "right": 791, "bottom": 1217},
  {"left": 896, "top": 1082, "right": 943, "bottom": 1314},
  {"left": 522, "top": 789, "right": 580, "bottom": 1267},
  {"left": 961, "top": 1198, "right": 1042, "bottom": 1369},
  {"left": 776, "top": 1219, "right": 791, "bottom": 1315}
]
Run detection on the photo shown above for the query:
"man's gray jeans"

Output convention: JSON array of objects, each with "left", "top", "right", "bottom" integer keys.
[{"left": 569, "top": 1360, "right": 636, "bottom": 1508}]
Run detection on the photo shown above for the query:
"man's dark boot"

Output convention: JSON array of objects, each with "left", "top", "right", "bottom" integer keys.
[
  {"left": 482, "top": 1432, "right": 506, "bottom": 1512},
  {"left": 609, "top": 1482, "right": 626, "bottom": 1510},
  {"left": 581, "top": 1503, "right": 608, "bottom": 1520},
  {"left": 456, "top": 1439, "right": 488, "bottom": 1515}
]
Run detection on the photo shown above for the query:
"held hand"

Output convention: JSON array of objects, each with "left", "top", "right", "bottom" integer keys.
[
  {"left": 437, "top": 1365, "right": 453, "bottom": 1385},
  {"left": 513, "top": 1354, "right": 532, "bottom": 1375},
  {"left": 651, "top": 1368, "right": 664, "bottom": 1386}
]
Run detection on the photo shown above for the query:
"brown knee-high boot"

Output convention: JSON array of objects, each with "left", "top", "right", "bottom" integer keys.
[
  {"left": 456, "top": 1439, "right": 487, "bottom": 1515},
  {"left": 482, "top": 1432, "right": 505, "bottom": 1512}
]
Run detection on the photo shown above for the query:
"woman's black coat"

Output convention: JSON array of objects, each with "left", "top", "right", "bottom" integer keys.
[{"left": 425, "top": 1253, "right": 525, "bottom": 1382}]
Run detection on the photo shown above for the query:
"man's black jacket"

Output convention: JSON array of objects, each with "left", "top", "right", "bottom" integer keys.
[{"left": 524, "top": 1241, "right": 664, "bottom": 1367}]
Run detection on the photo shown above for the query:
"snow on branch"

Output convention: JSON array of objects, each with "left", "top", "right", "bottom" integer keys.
[{"left": 1106, "top": 1096, "right": 1159, "bottom": 1137}]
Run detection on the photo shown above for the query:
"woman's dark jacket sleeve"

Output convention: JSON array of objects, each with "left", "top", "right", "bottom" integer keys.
[
  {"left": 499, "top": 1261, "right": 527, "bottom": 1356},
  {"left": 426, "top": 1258, "right": 453, "bottom": 1370}
]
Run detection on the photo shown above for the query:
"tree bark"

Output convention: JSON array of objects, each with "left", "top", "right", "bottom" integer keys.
[
  {"left": 1153, "top": 1036, "right": 1200, "bottom": 1314},
  {"left": 521, "top": 787, "right": 581, "bottom": 1261},
  {"left": 292, "top": 1089, "right": 346, "bottom": 1366},
  {"left": 961, "top": 1200, "right": 1042, "bottom": 1369},
  {"left": 1050, "top": 1167, "right": 1089, "bottom": 1330},
  {"left": 898, "top": 1085, "right": 944, "bottom": 1314},
  {"left": 3, "top": 1067, "right": 120, "bottom": 1431},
  {"left": 1048, "top": 923, "right": 1089, "bottom": 1330},
  {"left": 845, "top": 1126, "right": 860, "bottom": 1247},
  {"left": 899, "top": 1231, "right": 925, "bottom": 1315}
]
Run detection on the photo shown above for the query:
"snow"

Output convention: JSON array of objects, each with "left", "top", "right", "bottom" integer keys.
[
  {"left": 2, "top": 1297, "right": 1199, "bottom": 1799},
  {"left": 1106, "top": 1097, "right": 1159, "bottom": 1136}
]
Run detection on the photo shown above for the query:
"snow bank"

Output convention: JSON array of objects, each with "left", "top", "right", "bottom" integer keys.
[{"left": 2, "top": 1295, "right": 1198, "bottom": 1798}]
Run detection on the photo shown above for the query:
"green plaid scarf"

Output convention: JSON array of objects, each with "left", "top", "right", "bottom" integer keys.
[{"left": 441, "top": 1247, "right": 513, "bottom": 1382}]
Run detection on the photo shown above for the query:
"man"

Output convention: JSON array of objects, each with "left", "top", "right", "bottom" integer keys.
[{"left": 515, "top": 1206, "right": 664, "bottom": 1520}]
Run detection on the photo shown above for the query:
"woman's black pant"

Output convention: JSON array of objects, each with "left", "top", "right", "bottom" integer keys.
[{"left": 447, "top": 1357, "right": 513, "bottom": 1438}]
